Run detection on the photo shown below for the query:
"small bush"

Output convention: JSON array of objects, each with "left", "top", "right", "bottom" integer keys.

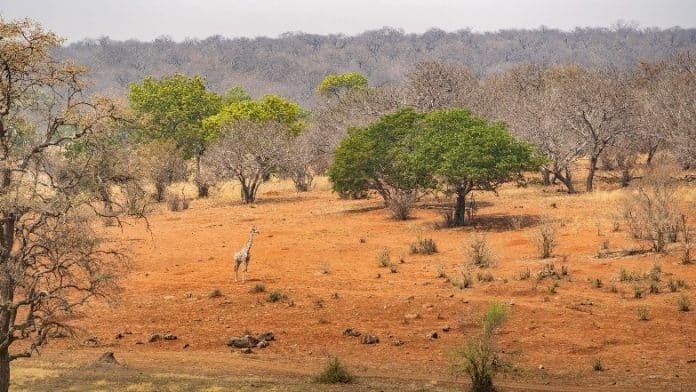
[
  {"left": 534, "top": 221, "right": 558, "bottom": 259},
  {"left": 389, "top": 263, "right": 398, "bottom": 273},
  {"left": 668, "top": 279, "right": 679, "bottom": 292},
  {"left": 592, "top": 278, "right": 603, "bottom": 289},
  {"left": 249, "top": 283, "right": 266, "bottom": 293},
  {"left": 467, "top": 235, "right": 494, "bottom": 267},
  {"left": 386, "top": 191, "right": 417, "bottom": 220},
  {"left": 166, "top": 193, "right": 182, "bottom": 211},
  {"left": 548, "top": 282, "right": 559, "bottom": 294},
  {"left": 647, "top": 263, "right": 661, "bottom": 282},
  {"left": 619, "top": 269, "right": 641, "bottom": 282},
  {"left": 267, "top": 291, "right": 286, "bottom": 303},
  {"left": 453, "top": 267, "right": 473, "bottom": 289},
  {"left": 677, "top": 293, "right": 691, "bottom": 312},
  {"left": 314, "top": 357, "right": 353, "bottom": 384},
  {"left": 649, "top": 281, "right": 660, "bottom": 294},
  {"left": 319, "top": 261, "right": 331, "bottom": 275},
  {"left": 436, "top": 262, "right": 447, "bottom": 278},
  {"left": 410, "top": 237, "right": 437, "bottom": 255},
  {"left": 633, "top": 286, "right": 644, "bottom": 299},
  {"left": 592, "top": 359, "right": 604, "bottom": 372},
  {"left": 637, "top": 305, "right": 649, "bottom": 321},
  {"left": 377, "top": 248, "right": 391, "bottom": 267},
  {"left": 451, "top": 302, "right": 509, "bottom": 392},
  {"left": 477, "top": 271, "right": 494, "bottom": 283},
  {"left": 518, "top": 268, "right": 531, "bottom": 280},
  {"left": 536, "top": 263, "right": 560, "bottom": 281}
]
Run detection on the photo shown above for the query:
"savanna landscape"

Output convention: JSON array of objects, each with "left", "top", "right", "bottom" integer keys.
[{"left": 1, "top": 4, "right": 696, "bottom": 392}]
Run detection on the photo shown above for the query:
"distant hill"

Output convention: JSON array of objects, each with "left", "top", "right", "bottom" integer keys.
[{"left": 58, "top": 26, "right": 696, "bottom": 107}]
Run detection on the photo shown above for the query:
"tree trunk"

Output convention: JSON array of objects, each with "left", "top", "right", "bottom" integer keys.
[
  {"left": 194, "top": 155, "right": 209, "bottom": 198},
  {"left": 586, "top": 155, "right": 598, "bottom": 192},
  {"left": 0, "top": 346, "right": 9, "bottom": 392},
  {"left": 552, "top": 168, "right": 575, "bottom": 194},
  {"left": 240, "top": 182, "right": 256, "bottom": 204},
  {"left": 452, "top": 189, "right": 469, "bottom": 227},
  {"left": 540, "top": 167, "right": 551, "bottom": 186},
  {"left": 621, "top": 168, "right": 631, "bottom": 187}
]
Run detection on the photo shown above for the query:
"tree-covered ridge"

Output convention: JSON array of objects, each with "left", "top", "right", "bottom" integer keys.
[{"left": 58, "top": 26, "right": 696, "bottom": 106}]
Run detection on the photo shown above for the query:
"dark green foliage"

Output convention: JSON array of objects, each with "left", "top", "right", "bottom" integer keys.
[
  {"left": 314, "top": 357, "right": 354, "bottom": 384},
  {"left": 267, "top": 291, "right": 286, "bottom": 302}
]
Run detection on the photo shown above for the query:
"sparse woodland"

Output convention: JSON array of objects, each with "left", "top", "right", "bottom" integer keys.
[{"left": 2, "top": 16, "right": 696, "bottom": 392}]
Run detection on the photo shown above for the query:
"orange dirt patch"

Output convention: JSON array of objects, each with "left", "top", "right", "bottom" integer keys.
[{"left": 15, "top": 179, "right": 696, "bottom": 391}]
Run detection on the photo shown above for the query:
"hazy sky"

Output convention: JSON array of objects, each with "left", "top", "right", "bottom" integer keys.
[{"left": 2, "top": 0, "right": 695, "bottom": 42}]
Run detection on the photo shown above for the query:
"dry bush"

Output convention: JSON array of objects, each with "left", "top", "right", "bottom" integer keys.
[
  {"left": 410, "top": 236, "right": 438, "bottom": 255},
  {"left": 386, "top": 191, "right": 417, "bottom": 220},
  {"left": 623, "top": 164, "right": 684, "bottom": 253},
  {"left": 467, "top": 235, "right": 494, "bottom": 267},
  {"left": 533, "top": 220, "right": 558, "bottom": 259},
  {"left": 377, "top": 248, "right": 391, "bottom": 267}
]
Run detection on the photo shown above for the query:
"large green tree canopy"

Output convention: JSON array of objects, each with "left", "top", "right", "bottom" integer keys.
[
  {"left": 329, "top": 108, "right": 540, "bottom": 225},
  {"left": 128, "top": 74, "right": 223, "bottom": 159},
  {"left": 204, "top": 94, "right": 306, "bottom": 135}
]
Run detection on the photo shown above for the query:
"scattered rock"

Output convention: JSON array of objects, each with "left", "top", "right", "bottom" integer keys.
[
  {"left": 240, "top": 347, "right": 253, "bottom": 354},
  {"left": 257, "top": 340, "right": 269, "bottom": 349},
  {"left": 405, "top": 313, "right": 421, "bottom": 320},
  {"left": 361, "top": 335, "right": 379, "bottom": 344},
  {"left": 442, "top": 326, "right": 451, "bottom": 332},
  {"left": 163, "top": 333, "right": 177, "bottom": 340},
  {"left": 687, "top": 359, "right": 696, "bottom": 364},
  {"left": 114, "top": 333, "right": 126, "bottom": 340},
  {"left": 96, "top": 351, "right": 118, "bottom": 364},
  {"left": 376, "top": 273, "right": 381, "bottom": 279},
  {"left": 422, "top": 303, "right": 434, "bottom": 309},
  {"left": 182, "top": 343, "right": 190, "bottom": 349},
  {"left": 538, "top": 365, "right": 545, "bottom": 370},
  {"left": 343, "top": 328, "right": 361, "bottom": 337},
  {"left": 82, "top": 337, "right": 99, "bottom": 346},
  {"left": 258, "top": 332, "right": 275, "bottom": 341},
  {"left": 208, "top": 289, "right": 224, "bottom": 298},
  {"left": 148, "top": 334, "right": 162, "bottom": 343},
  {"left": 391, "top": 338, "right": 404, "bottom": 346},
  {"left": 226, "top": 335, "right": 260, "bottom": 348},
  {"left": 426, "top": 332, "right": 439, "bottom": 340},
  {"left": 135, "top": 341, "right": 144, "bottom": 345}
]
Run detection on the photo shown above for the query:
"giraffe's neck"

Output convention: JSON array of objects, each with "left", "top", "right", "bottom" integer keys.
[{"left": 243, "top": 233, "right": 255, "bottom": 253}]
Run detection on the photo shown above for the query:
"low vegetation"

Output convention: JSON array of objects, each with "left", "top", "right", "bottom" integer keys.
[{"left": 314, "top": 357, "right": 354, "bottom": 384}]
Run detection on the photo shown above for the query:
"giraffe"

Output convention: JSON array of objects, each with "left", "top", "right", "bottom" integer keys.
[{"left": 234, "top": 226, "right": 259, "bottom": 282}]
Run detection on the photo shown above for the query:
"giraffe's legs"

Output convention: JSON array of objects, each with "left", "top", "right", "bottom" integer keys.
[
  {"left": 234, "top": 261, "right": 239, "bottom": 282},
  {"left": 243, "top": 263, "right": 247, "bottom": 283}
]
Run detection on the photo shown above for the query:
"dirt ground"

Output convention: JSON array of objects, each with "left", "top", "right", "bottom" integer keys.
[{"left": 9, "top": 177, "right": 696, "bottom": 392}]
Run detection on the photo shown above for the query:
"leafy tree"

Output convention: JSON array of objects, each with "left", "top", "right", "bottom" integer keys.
[
  {"left": 317, "top": 72, "right": 368, "bottom": 98},
  {"left": 128, "top": 74, "right": 223, "bottom": 197},
  {"left": 204, "top": 94, "right": 305, "bottom": 135},
  {"left": 203, "top": 95, "right": 307, "bottom": 203},
  {"left": 328, "top": 108, "right": 431, "bottom": 219},
  {"left": 222, "top": 86, "right": 253, "bottom": 104},
  {"left": 416, "top": 109, "right": 541, "bottom": 226},
  {"left": 0, "top": 18, "right": 139, "bottom": 392}
]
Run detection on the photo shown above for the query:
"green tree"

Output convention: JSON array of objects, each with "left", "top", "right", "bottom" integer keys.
[
  {"left": 317, "top": 72, "right": 369, "bottom": 98},
  {"left": 222, "top": 86, "right": 252, "bottom": 104},
  {"left": 128, "top": 74, "right": 223, "bottom": 197},
  {"left": 328, "top": 108, "right": 431, "bottom": 219},
  {"left": 202, "top": 95, "right": 307, "bottom": 203},
  {"left": 416, "top": 109, "right": 541, "bottom": 226},
  {"left": 204, "top": 94, "right": 305, "bottom": 135}
]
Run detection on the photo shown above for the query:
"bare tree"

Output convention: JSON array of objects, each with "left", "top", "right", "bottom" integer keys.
[
  {"left": 204, "top": 120, "right": 290, "bottom": 203},
  {"left": 137, "top": 141, "right": 189, "bottom": 201},
  {"left": 0, "top": 18, "right": 137, "bottom": 392},
  {"left": 404, "top": 61, "right": 480, "bottom": 112},
  {"left": 279, "top": 127, "right": 321, "bottom": 192}
]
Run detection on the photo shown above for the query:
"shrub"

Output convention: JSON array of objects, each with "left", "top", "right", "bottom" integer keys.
[
  {"left": 467, "top": 235, "right": 494, "bottom": 267},
  {"left": 534, "top": 221, "right": 558, "bottom": 259},
  {"left": 451, "top": 302, "right": 509, "bottom": 392},
  {"left": 314, "top": 357, "right": 353, "bottom": 384},
  {"left": 386, "top": 191, "right": 417, "bottom": 220},
  {"left": 548, "top": 282, "right": 559, "bottom": 294},
  {"left": 649, "top": 281, "right": 660, "bottom": 294},
  {"left": 633, "top": 286, "right": 644, "bottom": 299},
  {"left": 166, "top": 193, "right": 182, "bottom": 211},
  {"left": 637, "top": 305, "right": 649, "bottom": 321},
  {"left": 668, "top": 279, "right": 679, "bottom": 292},
  {"left": 536, "top": 263, "right": 560, "bottom": 281},
  {"left": 319, "top": 261, "right": 331, "bottom": 275},
  {"left": 249, "top": 283, "right": 266, "bottom": 293},
  {"left": 592, "top": 359, "right": 604, "bottom": 372},
  {"left": 518, "top": 268, "right": 531, "bottom": 280},
  {"left": 453, "top": 267, "right": 473, "bottom": 289},
  {"left": 619, "top": 268, "right": 641, "bottom": 282},
  {"left": 592, "top": 278, "right": 603, "bottom": 289},
  {"left": 436, "top": 262, "right": 447, "bottom": 278},
  {"left": 477, "top": 271, "right": 494, "bottom": 283},
  {"left": 677, "top": 293, "right": 691, "bottom": 312},
  {"left": 410, "top": 237, "right": 438, "bottom": 255},
  {"left": 389, "top": 263, "right": 398, "bottom": 273},
  {"left": 377, "top": 248, "right": 391, "bottom": 267},
  {"left": 267, "top": 291, "right": 286, "bottom": 302}
]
